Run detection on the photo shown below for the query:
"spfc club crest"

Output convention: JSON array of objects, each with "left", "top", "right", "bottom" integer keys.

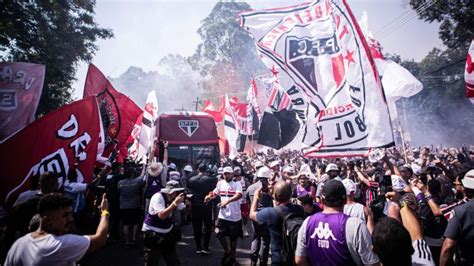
[{"left": 178, "top": 120, "right": 199, "bottom": 137}]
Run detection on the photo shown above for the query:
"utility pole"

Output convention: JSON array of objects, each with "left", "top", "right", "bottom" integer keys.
[{"left": 192, "top": 97, "right": 202, "bottom": 112}]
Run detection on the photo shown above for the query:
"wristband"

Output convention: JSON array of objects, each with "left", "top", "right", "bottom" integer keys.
[
  {"left": 425, "top": 195, "right": 433, "bottom": 202},
  {"left": 399, "top": 200, "right": 408, "bottom": 209},
  {"left": 101, "top": 210, "right": 110, "bottom": 217},
  {"left": 171, "top": 202, "right": 178, "bottom": 208}
]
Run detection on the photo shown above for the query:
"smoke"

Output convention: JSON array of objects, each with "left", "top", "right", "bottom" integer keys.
[
  {"left": 397, "top": 92, "right": 474, "bottom": 147},
  {"left": 110, "top": 54, "right": 203, "bottom": 113}
]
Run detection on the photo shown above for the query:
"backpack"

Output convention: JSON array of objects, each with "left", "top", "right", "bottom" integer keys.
[{"left": 275, "top": 205, "right": 305, "bottom": 266}]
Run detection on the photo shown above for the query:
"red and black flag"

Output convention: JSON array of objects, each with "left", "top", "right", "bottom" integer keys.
[
  {"left": 0, "top": 97, "right": 100, "bottom": 206},
  {"left": 84, "top": 64, "right": 142, "bottom": 161}
]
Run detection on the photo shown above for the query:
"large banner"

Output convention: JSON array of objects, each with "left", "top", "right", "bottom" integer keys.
[
  {"left": 84, "top": 64, "right": 142, "bottom": 160},
  {"left": 241, "top": 0, "right": 394, "bottom": 157},
  {"left": 0, "top": 97, "right": 100, "bottom": 206},
  {"left": 0, "top": 62, "right": 45, "bottom": 141}
]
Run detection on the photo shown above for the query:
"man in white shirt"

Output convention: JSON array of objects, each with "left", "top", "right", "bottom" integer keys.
[
  {"left": 5, "top": 193, "right": 110, "bottom": 266},
  {"left": 205, "top": 166, "right": 243, "bottom": 265},
  {"left": 142, "top": 180, "right": 185, "bottom": 266}
]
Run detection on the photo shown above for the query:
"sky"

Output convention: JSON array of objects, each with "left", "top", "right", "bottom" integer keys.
[{"left": 72, "top": 0, "right": 444, "bottom": 99}]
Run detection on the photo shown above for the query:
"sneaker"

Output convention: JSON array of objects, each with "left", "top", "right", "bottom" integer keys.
[
  {"left": 201, "top": 249, "right": 211, "bottom": 255},
  {"left": 243, "top": 229, "right": 249, "bottom": 237},
  {"left": 196, "top": 249, "right": 203, "bottom": 254}
]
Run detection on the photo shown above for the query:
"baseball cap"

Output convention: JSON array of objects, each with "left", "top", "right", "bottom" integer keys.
[
  {"left": 326, "top": 163, "right": 339, "bottom": 172},
  {"left": 342, "top": 178, "right": 357, "bottom": 195},
  {"left": 169, "top": 163, "right": 177, "bottom": 170},
  {"left": 391, "top": 175, "right": 407, "bottom": 192},
  {"left": 233, "top": 166, "right": 241, "bottom": 172},
  {"left": 183, "top": 165, "right": 193, "bottom": 172},
  {"left": 322, "top": 179, "right": 346, "bottom": 203},
  {"left": 217, "top": 167, "right": 224, "bottom": 174},
  {"left": 257, "top": 167, "right": 272, "bottom": 179},
  {"left": 223, "top": 166, "right": 234, "bottom": 174},
  {"left": 462, "top": 169, "right": 474, "bottom": 189},
  {"left": 255, "top": 161, "right": 264, "bottom": 169},
  {"left": 269, "top": 161, "right": 280, "bottom": 168},
  {"left": 282, "top": 165, "right": 294, "bottom": 174},
  {"left": 161, "top": 180, "right": 184, "bottom": 194}
]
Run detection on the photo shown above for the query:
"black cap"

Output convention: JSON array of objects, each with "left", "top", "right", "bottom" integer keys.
[{"left": 322, "top": 179, "right": 346, "bottom": 205}]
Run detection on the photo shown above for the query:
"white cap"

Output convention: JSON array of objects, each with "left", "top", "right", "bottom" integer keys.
[
  {"left": 233, "top": 166, "right": 241, "bottom": 172},
  {"left": 270, "top": 161, "right": 280, "bottom": 168},
  {"left": 462, "top": 170, "right": 474, "bottom": 189},
  {"left": 326, "top": 163, "right": 339, "bottom": 172},
  {"left": 391, "top": 175, "right": 407, "bottom": 192},
  {"left": 282, "top": 165, "right": 294, "bottom": 173},
  {"left": 223, "top": 166, "right": 234, "bottom": 174},
  {"left": 342, "top": 178, "right": 357, "bottom": 195},
  {"left": 257, "top": 166, "right": 272, "bottom": 178},
  {"left": 169, "top": 163, "right": 177, "bottom": 170},
  {"left": 169, "top": 171, "right": 180, "bottom": 181},
  {"left": 183, "top": 165, "right": 193, "bottom": 172},
  {"left": 411, "top": 164, "right": 422, "bottom": 176},
  {"left": 217, "top": 167, "right": 224, "bottom": 174}
]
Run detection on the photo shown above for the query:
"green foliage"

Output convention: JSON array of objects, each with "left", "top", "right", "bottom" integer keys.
[
  {"left": 0, "top": 0, "right": 112, "bottom": 116},
  {"left": 188, "top": 1, "right": 266, "bottom": 98},
  {"left": 409, "top": 0, "right": 473, "bottom": 49}
]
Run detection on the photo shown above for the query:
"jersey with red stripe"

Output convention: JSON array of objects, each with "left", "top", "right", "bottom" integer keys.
[{"left": 213, "top": 180, "right": 243, "bottom": 222}]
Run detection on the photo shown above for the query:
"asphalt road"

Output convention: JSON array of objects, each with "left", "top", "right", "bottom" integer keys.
[{"left": 81, "top": 222, "right": 255, "bottom": 266}]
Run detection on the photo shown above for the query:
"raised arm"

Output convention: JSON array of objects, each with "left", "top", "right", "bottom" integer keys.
[{"left": 87, "top": 194, "right": 109, "bottom": 253}]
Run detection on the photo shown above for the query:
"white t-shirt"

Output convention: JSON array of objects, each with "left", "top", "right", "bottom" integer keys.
[
  {"left": 213, "top": 180, "right": 243, "bottom": 222},
  {"left": 5, "top": 233, "right": 90, "bottom": 266},
  {"left": 141, "top": 192, "right": 185, "bottom": 234}
]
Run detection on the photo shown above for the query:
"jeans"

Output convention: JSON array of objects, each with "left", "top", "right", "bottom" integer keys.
[
  {"left": 191, "top": 204, "right": 213, "bottom": 250},
  {"left": 250, "top": 221, "right": 270, "bottom": 265}
]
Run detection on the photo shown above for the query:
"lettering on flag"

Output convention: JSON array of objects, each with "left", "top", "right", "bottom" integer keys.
[
  {"left": 0, "top": 97, "right": 100, "bottom": 206},
  {"left": 0, "top": 62, "right": 45, "bottom": 141},
  {"left": 241, "top": 0, "right": 394, "bottom": 156}
]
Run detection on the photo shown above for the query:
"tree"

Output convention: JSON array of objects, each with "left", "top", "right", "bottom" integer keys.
[
  {"left": 188, "top": 1, "right": 266, "bottom": 99},
  {"left": 0, "top": 0, "right": 112, "bottom": 116},
  {"left": 409, "top": 0, "right": 473, "bottom": 49}
]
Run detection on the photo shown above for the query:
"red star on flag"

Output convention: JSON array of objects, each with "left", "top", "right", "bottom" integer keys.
[
  {"left": 344, "top": 50, "right": 355, "bottom": 65},
  {"left": 271, "top": 65, "right": 279, "bottom": 76}
]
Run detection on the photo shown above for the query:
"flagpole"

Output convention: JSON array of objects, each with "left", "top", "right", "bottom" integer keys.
[{"left": 398, "top": 121, "right": 408, "bottom": 164}]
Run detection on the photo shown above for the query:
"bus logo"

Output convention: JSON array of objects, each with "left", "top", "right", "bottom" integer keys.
[{"left": 178, "top": 120, "right": 199, "bottom": 137}]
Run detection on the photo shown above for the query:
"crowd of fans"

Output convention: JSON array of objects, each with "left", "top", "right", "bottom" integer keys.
[{"left": 1, "top": 143, "right": 473, "bottom": 266}]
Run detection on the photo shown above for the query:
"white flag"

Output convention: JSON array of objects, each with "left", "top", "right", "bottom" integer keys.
[
  {"left": 224, "top": 94, "right": 239, "bottom": 158},
  {"left": 137, "top": 90, "right": 158, "bottom": 159},
  {"left": 241, "top": 0, "right": 394, "bottom": 157}
]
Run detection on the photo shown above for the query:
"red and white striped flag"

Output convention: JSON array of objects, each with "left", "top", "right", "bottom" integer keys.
[{"left": 466, "top": 39, "right": 474, "bottom": 101}]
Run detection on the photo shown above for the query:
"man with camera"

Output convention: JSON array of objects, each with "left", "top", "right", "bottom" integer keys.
[
  {"left": 247, "top": 166, "right": 273, "bottom": 266},
  {"left": 142, "top": 180, "right": 185, "bottom": 266}
]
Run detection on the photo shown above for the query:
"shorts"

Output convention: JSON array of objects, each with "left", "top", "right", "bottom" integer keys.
[
  {"left": 240, "top": 203, "right": 250, "bottom": 220},
  {"left": 215, "top": 219, "right": 242, "bottom": 240},
  {"left": 120, "top": 208, "right": 141, "bottom": 225}
]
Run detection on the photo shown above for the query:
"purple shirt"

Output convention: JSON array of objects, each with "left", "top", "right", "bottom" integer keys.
[{"left": 305, "top": 212, "right": 356, "bottom": 266}]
